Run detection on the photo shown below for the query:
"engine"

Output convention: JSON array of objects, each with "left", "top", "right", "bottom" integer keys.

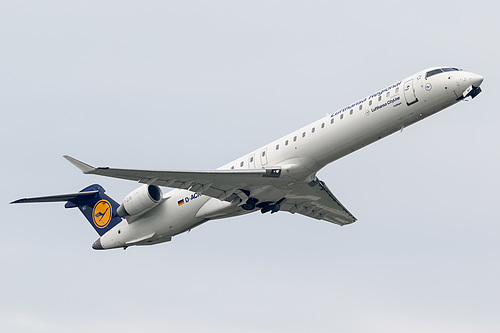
[{"left": 116, "top": 184, "right": 163, "bottom": 217}]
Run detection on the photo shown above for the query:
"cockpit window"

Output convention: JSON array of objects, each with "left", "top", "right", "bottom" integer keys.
[
  {"left": 426, "top": 69, "right": 443, "bottom": 78},
  {"left": 426, "top": 67, "right": 461, "bottom": 79}
]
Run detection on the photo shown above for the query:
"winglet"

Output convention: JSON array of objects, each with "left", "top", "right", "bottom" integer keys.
[{"left": 63, "top": 155, "right": 96, "bottom": 174}]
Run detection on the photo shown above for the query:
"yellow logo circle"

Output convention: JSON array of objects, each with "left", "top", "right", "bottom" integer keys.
[{"left": 93, "top": 200, "right": 112, "bottom": 229}]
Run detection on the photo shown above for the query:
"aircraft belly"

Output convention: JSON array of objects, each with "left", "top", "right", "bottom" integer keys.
[
  {"left": 195, "top": 197, "right": 235, "bottom": 219},
  {"left": 162, "top": 190, "right": 212, "bottom": 235}
]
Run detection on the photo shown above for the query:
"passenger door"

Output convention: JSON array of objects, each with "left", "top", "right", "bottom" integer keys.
[{"left": 403, "top": 79, "right": 418, "bottom": 106}]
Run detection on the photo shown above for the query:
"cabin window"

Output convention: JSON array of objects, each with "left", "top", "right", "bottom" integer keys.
[
  {"left": 285, "top": 140, "right": 289, "bottom": 146},
  {"left": 386, "top": 92, "right": 390, "bottom": 98},
  {"left": 369, "top": 100, "right": 373, "bottom": 106},
  {"left": 262, "top": 151, "right": 266, "bottom": 157},
  {"left": 378, "top": 96, "right": 382, "bottom": 101},
  {"left": 240, "top": 161, "right": 244, "bottom": 167},
  {"left": 359, "top": 105, "right": 362, "bottom": 110},
  {"left": 321, "top": 123, "right": 325, "bottom": 128},
  {"left": 293, "top": 136, "right": 297, "bottom": 142},
  {"left": 395, "top": 87, "right": 399, "bottom": 93},
  {"left": 330, "top": 118, "right": 334, "bottom": 124},
  {"left": 250, "top": 157, "right": 254, "bottom": 163},
  {"left": 302, "top": 132, "right": 306, "bottom": 138},
  {"left": 311, "top": 127, "right": 315, "bottom": 133},
  {"left": 340, "top": 114, "right": 344, "bottom": 119},
  {"left": 276, "top": 144, "right": 279, "bottom": 150},
  {"left": 350, "top": 110, "right": 353, "bottom": 115},
  {"left": 231, "top": 166, "right": 234, "bottom": 170}
]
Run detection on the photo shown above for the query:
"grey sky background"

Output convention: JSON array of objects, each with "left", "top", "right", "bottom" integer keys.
[{"left": 2, "top": 1, "right": 499, "bottom": 332}]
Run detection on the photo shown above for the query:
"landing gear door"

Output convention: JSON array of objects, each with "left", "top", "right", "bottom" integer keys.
[{"left": 403, "top": 79, "right": 418, "bottom": 106}]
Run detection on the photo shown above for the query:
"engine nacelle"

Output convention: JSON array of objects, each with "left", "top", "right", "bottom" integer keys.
[{"left": 116, "top": 185, "right": 163, "bottom": 217}]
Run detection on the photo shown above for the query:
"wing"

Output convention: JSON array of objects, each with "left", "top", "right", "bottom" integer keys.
[
  {"left": 279, "top": 179, "right": 356, "bottom": 226},
  {"left": 64, "top": 156, "right": 282, "bottom": 202},
  {"left": 64, "top": 155, "right": 356, "bottom": 226}
]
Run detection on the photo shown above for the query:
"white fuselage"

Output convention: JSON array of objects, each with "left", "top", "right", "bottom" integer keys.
[{"left": 99, "top": 67, "right": 483, "bottom": 249}]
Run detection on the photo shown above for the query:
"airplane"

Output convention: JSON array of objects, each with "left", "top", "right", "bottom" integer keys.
[{"left": 11, "top": 66, "right": 484, "bottom": 250}]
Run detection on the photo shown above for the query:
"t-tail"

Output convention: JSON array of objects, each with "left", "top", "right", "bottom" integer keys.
[{"left": 11, "top": 184, "right": 122, "bottom": 237}]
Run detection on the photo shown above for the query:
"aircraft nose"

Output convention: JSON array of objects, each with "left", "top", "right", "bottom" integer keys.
[
  {"left": 470, "top": 73, "right": 484, "bottom": 87},
  {"left": 459, "top": 72, "right": 483, "bottom": 99},
  {"left": 92, "top": 238, "right": 104, "bottom": 250}
]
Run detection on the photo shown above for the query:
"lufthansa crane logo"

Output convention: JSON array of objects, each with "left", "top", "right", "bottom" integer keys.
[{"left": 93, "top": 200, "right": 112, "bottom": 229}]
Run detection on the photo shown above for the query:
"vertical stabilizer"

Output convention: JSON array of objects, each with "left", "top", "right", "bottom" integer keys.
[{"left": 64, "top": 184, "right": 122, "bottom": 236}]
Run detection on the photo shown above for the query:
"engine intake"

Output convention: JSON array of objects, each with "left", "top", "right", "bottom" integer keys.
[{"left": 116, "top": 185, "right": 163, "bottom": 217}]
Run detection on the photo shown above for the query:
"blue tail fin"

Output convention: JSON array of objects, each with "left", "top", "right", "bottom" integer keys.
[{"left": 64, "top": 184, "right": 122, "bottom": 236}]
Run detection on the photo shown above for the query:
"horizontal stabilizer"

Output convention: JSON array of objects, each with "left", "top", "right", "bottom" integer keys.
[
  {"left": 11, "top": 184, "right": 123, "bottom": 237},
  {"left": 11, "top": 191, "right": 98, "bottom": 204}
]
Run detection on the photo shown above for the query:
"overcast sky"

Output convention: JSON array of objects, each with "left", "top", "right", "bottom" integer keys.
[{"left": 2, "top": 1, "right": 499, "bottom": 332}]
